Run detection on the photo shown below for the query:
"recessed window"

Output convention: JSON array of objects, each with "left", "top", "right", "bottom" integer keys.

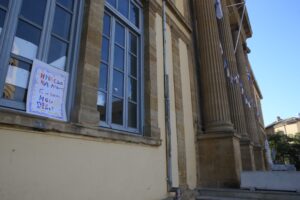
[
  {"left": 0, "top": 0, "right": 8, "bottom": 36},
  {"left": 0, "top": 0, "right": 83, "bottom": 114},
  {"left": 98, "top": 0, "right": 142, "bottom": 134}
]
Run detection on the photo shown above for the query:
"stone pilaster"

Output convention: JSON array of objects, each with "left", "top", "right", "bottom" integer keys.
[
  {"left": 217, "top": 0, "right": 255, "bottom": 171},
  {"left": 172, "top": 31, "right": 187, "bottom": 187},
  {"left": 73, "top": 0, "right": 104, "bottom": 125},
  {"left": 194, "top": 0, "right": 241, "bottom": 188},
  {"left": 143, "top": 1, "right": 161, "bottom": 139}
]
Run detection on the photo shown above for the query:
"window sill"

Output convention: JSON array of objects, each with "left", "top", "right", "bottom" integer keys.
[{"left": 0, "top": 107, "right": 162, "bottom": 146}]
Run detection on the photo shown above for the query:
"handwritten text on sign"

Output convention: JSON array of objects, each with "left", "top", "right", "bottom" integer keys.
[{"left": 26, "top": 59, "right": 69, "bottom": 121}]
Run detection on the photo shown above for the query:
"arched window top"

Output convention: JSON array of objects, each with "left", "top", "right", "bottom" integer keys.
[{"left": 106, "top": 0, "right": 142, "bottom": 30}]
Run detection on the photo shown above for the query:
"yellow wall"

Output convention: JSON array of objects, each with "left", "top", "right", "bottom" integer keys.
[
  {"left": 179, "top": 39, "right": 197, "bottom": 188},
  {"left": 0, "top": 127, "right": 168, "bottom": 200}
]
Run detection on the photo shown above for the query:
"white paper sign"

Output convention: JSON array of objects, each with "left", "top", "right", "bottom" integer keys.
[{"left": 26, "top": 59, "right": 69, "bottom": 121}]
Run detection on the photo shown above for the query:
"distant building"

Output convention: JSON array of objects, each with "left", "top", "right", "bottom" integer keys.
[{"left": 266, "top": 116, "right": 300, "bottom": 137}]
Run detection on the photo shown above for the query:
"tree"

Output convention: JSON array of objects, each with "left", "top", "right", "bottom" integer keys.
[{"left": 268, "top": 132, "right": 300, "bottom": 170}]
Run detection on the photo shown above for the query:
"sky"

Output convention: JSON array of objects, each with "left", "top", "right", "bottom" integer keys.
[{"left": 245, "top": 0, "right": 300, "bottom": 126}]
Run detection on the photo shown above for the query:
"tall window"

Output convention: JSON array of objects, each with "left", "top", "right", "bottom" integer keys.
[
  {"left": 98, "top": 0, "right": 142, "bottom": 134},
  {"left": 0, "top": 0, "right": 9, "bottom": 37},
  {"left": 0, "top": 0, "right": 83, "bottom": 114}
]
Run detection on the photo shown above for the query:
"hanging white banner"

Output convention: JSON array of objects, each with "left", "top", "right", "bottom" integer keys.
[{"left": 26, "top": 59, "right": 69, "bottom": 121}]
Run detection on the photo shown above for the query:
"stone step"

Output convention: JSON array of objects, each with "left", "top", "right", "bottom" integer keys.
[
  {"left": 197, "top": 196, "right": 250, "bottom": 200},
  {"left": 198, "top": 188, "right": 300, "bottom": 200}
]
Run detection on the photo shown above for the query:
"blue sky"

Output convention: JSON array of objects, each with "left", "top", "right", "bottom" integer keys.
[{"left": 245, "top": 0, "right": 300, "bottom": 126}]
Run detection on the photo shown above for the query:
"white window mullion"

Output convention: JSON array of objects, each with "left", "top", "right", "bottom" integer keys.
[
  {"left": 0, "top": 0, "right": 22, "bottom": 98},
  {"left": 107, "top": 17, "right": 116, "bottom": 126},
  {"left": 38, "top": 0, "right": 55, "bottom": 61},
  {"left": 124, "top": 27, "right": 129, "bottom": 129}
]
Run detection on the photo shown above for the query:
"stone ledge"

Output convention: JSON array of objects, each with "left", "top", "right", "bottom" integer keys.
[
  {"left": 0, "top": 108, "right": 161, "bottom": 146},
  {"left": 197, "top": 133, "right": 241, "bottom": 141}
]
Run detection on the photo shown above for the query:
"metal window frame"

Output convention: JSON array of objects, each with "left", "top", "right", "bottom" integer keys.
[
  {"left": 0, "top": 0, "right": 85, "bottom": 121},
  {"left": 99, "top": 0, "right": 144, "bottom": 135}
]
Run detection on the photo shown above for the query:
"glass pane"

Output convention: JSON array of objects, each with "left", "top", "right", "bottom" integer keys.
[
  {"left": 118, "top": 0, "right": 129, "bottom": 17},
  {"left": 15, "top": 20, "right": 41, "bottom": 46},
  {"left": 0, "top": 0, "right": 9, "bottom": 8},
  {"left": 128, "top": 55, "right": 137, "bottom": 77},
  {"left": 115, "top": 22, "right": 125, "bottom": 46},
  {"left": 128, "top": 103, "right": 137, "bottom": 128},
  {"left": 52, "top": 5, "right": 72, "bottom": 39},
  {"left": 106, "top": 0, "right": 116, "bottom": 8},
  {"left": 128, "top": 78, "right": 137, "bottom": 102},
  {"left": 129, "top": 33, "right": 137, "bottom": 55},
  {"left": 99, "top": 63, "right": 108, "bottom": 90},
  {"left": 12, "top": 20, "right": 41, "bottom": 60},
  {"left": 3, "top": 84, "right": 27, "bottom": 102},
  {"left": 114, "top": 45, "right": 124, "bottom": 70},
  {"left": 57, "top": 0, "right": 74, "bottom": 10},
  {"left": 130, "top": 2, "right": 139, "bottom": 27},
  {"left": 112, "top": 97, "right": 123, "bottom": 125},
  {"left": 103, "top": 13, "right": 110, "bottom": 36},
  {"left": 3, "top": 58, "right": 31, "bottom": 103},
  {"left": 48, "top": 36, "right": 68, "bottom": 70},
  {"left": 0, "top": 9, "right": 6, "bottom": 35},
  {"left": 20, "top": 0, "right": 47, "bottom": 26},
  {"left": 112, "top": 70, "right": 124, "bottom": 97},
  {"left": 101, "top": 37, "right": 109, "bottom": 62},
  {"left": 97, "top": 91, "right": 106, "bottom": 121}
]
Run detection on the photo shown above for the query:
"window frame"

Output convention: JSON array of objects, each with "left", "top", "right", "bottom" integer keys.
[
  {"left": 99, "top": 0, "right": 144, "bottom": 135},
  {"left": 0, "top": 0, "right": 85, "bottom": 121}
]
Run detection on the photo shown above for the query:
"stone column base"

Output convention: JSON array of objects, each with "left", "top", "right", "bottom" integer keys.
[
  {"left": 253, "top": 145, "right": 266, "bottom": 171},
  {"left": 263, "top": 149, "right": 271, "bottom": 171},
  {"left": 240, "top": 138, "right": 256, "bottom": 171},
  {"left": 197, "top": 133, "right": 242, "bottom": 188}
]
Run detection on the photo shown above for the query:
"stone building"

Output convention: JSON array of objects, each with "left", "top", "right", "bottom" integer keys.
[
  {"left": 266, "top": 116, "right": 300, "bottom": 137},
  {"left": 0, "top": 0, "right": 267, "bottom": 199}
]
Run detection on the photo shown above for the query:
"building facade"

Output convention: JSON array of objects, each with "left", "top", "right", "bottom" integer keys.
[
  {"left": 266, "top": 116, "right": 300, "bottom": 137},
  {"left": 0, "top": 0, "right": 267, "bottom": 199}
]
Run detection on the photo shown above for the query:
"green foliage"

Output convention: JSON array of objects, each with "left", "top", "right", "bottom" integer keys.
[{"left": 268, "top": 132, "right": 300, "bottom": 170}]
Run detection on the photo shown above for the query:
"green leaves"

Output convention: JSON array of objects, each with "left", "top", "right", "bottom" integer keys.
[{"left": 268, "top": 132, "right": 300, "bottom": 170}]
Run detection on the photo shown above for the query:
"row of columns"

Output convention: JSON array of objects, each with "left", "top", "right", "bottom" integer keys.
[{"left": 194, "top": 0, "right": 266, "bottom": 187}]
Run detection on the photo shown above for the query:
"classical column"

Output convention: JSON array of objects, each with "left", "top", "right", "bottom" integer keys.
[
  {"left": 194, "top": 0, "right": 241, "bottom": 188},
  {"left": 217, "top": 0, "right": 255, "bottom": 171},
  {"left": 245, "top": 53, "right": 266, "bottom": 170},
  {"left": 234, "top": 32, "right": 258, "bottom": 144},
  {"left": 234, "top": 32, "right": 264, "bottom": 171}
]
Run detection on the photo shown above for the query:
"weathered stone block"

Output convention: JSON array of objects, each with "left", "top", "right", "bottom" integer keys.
[
  {"left": 240, "top": 139, "right": 256, "bottom": 171},
  {"left": 253, "top": 145, "right": 266, "bottom": 171},
  {"left": 198, "top": 133, "right": 242, "bottom": 188}
]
